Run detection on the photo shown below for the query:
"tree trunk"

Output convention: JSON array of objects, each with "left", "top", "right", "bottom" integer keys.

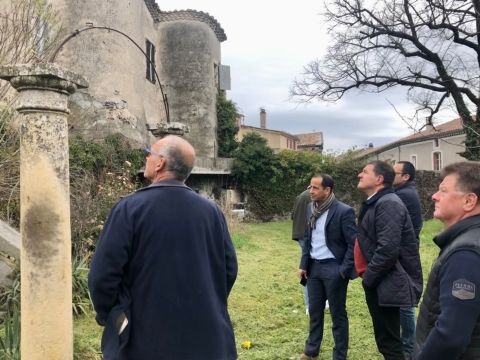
[{"left": 459, "top": 107, "right": 480, "bottom": 160}]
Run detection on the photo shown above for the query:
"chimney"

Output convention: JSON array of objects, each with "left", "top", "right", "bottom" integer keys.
[
  {"left": 236, "top": 114, "right": 244, "bottom": 127},
  {"left": 425, "top": 117, "right": 434, "bottom": 131},
  {"left": 260, "top": 107, "right": 266, "bottom": 129}
]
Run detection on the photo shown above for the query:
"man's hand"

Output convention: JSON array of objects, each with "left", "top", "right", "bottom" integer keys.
[{"left": 298, "top": 269, "right": 307, "bottom": 279}]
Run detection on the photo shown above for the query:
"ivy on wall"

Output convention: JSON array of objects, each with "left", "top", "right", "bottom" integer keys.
[{"left": 216, "top": 92, "right": 239, "bottom": 157}]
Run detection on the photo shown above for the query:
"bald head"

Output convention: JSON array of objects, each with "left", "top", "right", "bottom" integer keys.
[{"left": 149, "top": 135, "right": 196, "bottom": 182}]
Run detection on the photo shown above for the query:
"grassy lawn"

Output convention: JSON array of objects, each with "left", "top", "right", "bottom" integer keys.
[{"left": 74, "top": 219, "right": 445, "bottom": 359}]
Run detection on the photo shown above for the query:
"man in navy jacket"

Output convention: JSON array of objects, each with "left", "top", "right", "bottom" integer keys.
[
  {"left": 393, "top": 161, "right": 423, "bottom": 359},
  {"left": 298, "top": 174, "right": 357, "bottom": 360},
  {"left": 88, "top": 135, "right": 238, "bottom": 360},
  {"left": 356, "top": 161, "right": 422, "bottom": 360}
]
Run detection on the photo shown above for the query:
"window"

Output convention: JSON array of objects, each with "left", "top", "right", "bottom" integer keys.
[
  {"left": 214, "top": 63, "right": 219, "bottom": 87},
  {"left": 146, "top": 40, "right": 156, "bottom": 83},
  {"left": 434, "top": 138, "right": 439, "bottom": 147},
  {"left": 410, "top": 155, "right": 417, "bottom": 168},
  {"left": 433, "top": 151, "right": 442, "bottom": 171}
]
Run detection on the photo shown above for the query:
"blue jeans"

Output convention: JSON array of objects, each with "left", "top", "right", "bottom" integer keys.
[
  {"left": 298, "top": 239, "right": 309, "bottom": 308},
  {"left": 400, "top": 307, "right": 416, "bottom": 358}
]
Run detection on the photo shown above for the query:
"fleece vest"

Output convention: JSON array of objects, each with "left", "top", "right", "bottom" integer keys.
[{"left": 416, "top": 227, "right": 480, "bottom": 359}]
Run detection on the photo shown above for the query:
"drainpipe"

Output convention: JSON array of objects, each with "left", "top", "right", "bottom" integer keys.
[{"left": 0, "top": 63, "right": 88, "bottom": 360}]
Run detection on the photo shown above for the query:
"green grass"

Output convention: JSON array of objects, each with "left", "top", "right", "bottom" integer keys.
[{"left": 73, "top": 219, "right": 444, "bottom": 359}]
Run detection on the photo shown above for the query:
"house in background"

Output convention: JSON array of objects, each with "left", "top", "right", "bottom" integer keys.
[
  {"left": 236, "top": 108, "right": 324, "bottom": 153},
  {"left": 356, "top": 118, "right": 466, "bottom": 170},
  {"left": 236, "top": 108, "right": 299, "bottom": 152},
  {"left": 296, "top": 132, "right": 324, "bottom": 152}
]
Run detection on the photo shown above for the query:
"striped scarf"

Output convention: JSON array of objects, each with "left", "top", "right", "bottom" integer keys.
[{"left": 309, "top": 193, "right": 335, "bottom": 229}]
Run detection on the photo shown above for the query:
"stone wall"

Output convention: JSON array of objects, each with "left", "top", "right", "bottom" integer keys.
[
  {"left": 45, "top": 0, "right": 225, "bottom": 155},
  {"left": 157, "top": 20, "right": 220, "bottom": 157},
  {"left": 49, "top": 0, "right": 163, "bottom": 147}
]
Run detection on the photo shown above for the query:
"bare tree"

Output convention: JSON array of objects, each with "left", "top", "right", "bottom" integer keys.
[
  {"left": 291, "top": 0, "right": 480, "bottom": 160},
  {"left": 0, "top": 0, "right": 62, "bottom": 224},
  {"left": 0, "top": 0, "right": 62, "bottom": 98}
]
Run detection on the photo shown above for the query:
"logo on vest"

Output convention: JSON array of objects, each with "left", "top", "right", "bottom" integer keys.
[{"left": 452, "top": 279, "right": 475, "bottom": 300}]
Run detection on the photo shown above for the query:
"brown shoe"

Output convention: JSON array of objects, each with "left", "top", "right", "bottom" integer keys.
[{"left": 299, "top": 353, "right": 318, "bottom": 360}]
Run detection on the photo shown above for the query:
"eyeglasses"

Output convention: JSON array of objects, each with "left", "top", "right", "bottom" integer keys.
[{"left": 143, "top": 147, "right": 164, "bottom": 158}]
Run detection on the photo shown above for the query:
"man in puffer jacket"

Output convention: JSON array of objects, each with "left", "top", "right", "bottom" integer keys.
[
  {"left": 415, "top": 162, "right": 480, "bottom": 360},
  {"left": 355, "top": 160, "right": 423, "bottom": 360}
]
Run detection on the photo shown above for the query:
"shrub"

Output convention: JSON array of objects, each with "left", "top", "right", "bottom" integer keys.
[
  {"left": 232, "top": 135, "right": 366, "bottom": 220},
  {"left": 0, "top": 271, "right": 20, "bottom": 312},
  {"left": 72, "top": 256, "right": 92, "bottom": 317},
  {"left": 0, "top": 109, "right": 20, "bottom": 228},
  {"left": 0, "top": 305, "right": 20, "bottom": 360},
  {"left": 70, "top": 162, "right": 140, "bottom": 260}
]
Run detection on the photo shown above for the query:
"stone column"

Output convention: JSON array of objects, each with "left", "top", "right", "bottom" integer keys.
[{"left": 0, "top": 63, "right": 88, "bottom": 360}]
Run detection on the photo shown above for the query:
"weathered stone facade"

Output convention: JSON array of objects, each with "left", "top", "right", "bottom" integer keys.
[{"left": 47, "top": 0, "right": 227, "bottom": 157}]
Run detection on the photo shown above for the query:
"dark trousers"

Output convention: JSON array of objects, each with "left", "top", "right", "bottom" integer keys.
[
  {"left": 363, "top": 285, "right": 404, "bottom": 360},
  {"left": 304, "top": 260, "right": 349, "bottom": 359}
]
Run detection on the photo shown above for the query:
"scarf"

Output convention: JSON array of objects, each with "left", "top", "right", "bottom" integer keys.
[{"left": 309, "top": 192, "right": 335, "bottom": 229}]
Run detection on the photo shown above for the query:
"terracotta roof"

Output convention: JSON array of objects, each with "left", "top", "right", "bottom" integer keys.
[
  {"left": 399, "top": 118, "right": 463, "bottom": 141},
  {"left": 349, "top": 146, "right": 378, "bottom": 159},
  {"left": 350, "top": 117, "right": 466, "bottom": 159},
  {"left": 144, "top": 0, "right": 161, "bottom": 18},
  {"left": 383, "top": 118, "right": 463, "bottom": 150},
  {"left": 295, "top": 132, "right": 323, "bottom": 146},
  {"left": 366, "top": 118, "right": 465, "bottom": 156},
  {"left": 143, "top": 1, "right": 226, "bottom": 42},
  {"left": 240, "top": 125, "right": 299, "bottom": 141}
]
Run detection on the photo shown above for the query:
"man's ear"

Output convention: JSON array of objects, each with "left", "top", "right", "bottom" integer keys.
[
  {"left": 154, "top": 158, "right": 166, "bottom": 172},
  {"left": 464, "top": 193, "right": 479, "bottom": 212},
  {"left": 376, "top": 175, "right": 384, "bottom": 186}
]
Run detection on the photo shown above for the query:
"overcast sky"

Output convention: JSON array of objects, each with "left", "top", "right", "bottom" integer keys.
[{"left": 158, "top": 0, "right": 455, "bottom": 152}]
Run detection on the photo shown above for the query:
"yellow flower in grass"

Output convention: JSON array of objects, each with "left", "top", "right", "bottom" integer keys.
[{"left": 241, "top": 340, "right": 252, "bottom": 349}]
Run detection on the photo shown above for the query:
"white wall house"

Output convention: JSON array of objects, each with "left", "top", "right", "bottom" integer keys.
[{"left": 359, "top": 118, "right": 467, "bottom": 170}]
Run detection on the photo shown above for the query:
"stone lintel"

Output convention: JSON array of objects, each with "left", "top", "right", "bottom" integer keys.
[
  {"left": 191, "top": 156, "right": 233, "bottom": 174},
  {"left": 0, "top": 63, "right": 88, "bottom": 93},
  {"left": 148, "top": 121, "right": 190, "bottom": 137}
]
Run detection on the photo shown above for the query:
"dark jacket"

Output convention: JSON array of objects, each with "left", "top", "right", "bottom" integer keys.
[
  {"left": 88, "top": 180, "right": 238, "bottom": 360},
  {"left": 357, "top": 187, "right": 423, "bottom": 307},
  {"left": 415, "top": 215, "right": 480, "bottom": 360},
  {"left": 395, "top": 181, "right": 423, "bottom": 238},
  {"left": 292, "top": 189, "right": 311, "bottom": 241},
  {"left": 300, "top": 199, "right": 357, "bottom": 279}
]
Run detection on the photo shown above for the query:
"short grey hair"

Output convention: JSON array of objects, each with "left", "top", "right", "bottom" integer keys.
[
  {"left": 160, "top": 143, "right": 193, "bottom": 181},
  {"left": 442, "top": 161, "right": 480, "bottom": 197}
]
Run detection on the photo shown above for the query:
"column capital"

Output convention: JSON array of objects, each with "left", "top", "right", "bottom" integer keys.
[{"left": 0, "top": 63, "right": 88, "bottom": 94}]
